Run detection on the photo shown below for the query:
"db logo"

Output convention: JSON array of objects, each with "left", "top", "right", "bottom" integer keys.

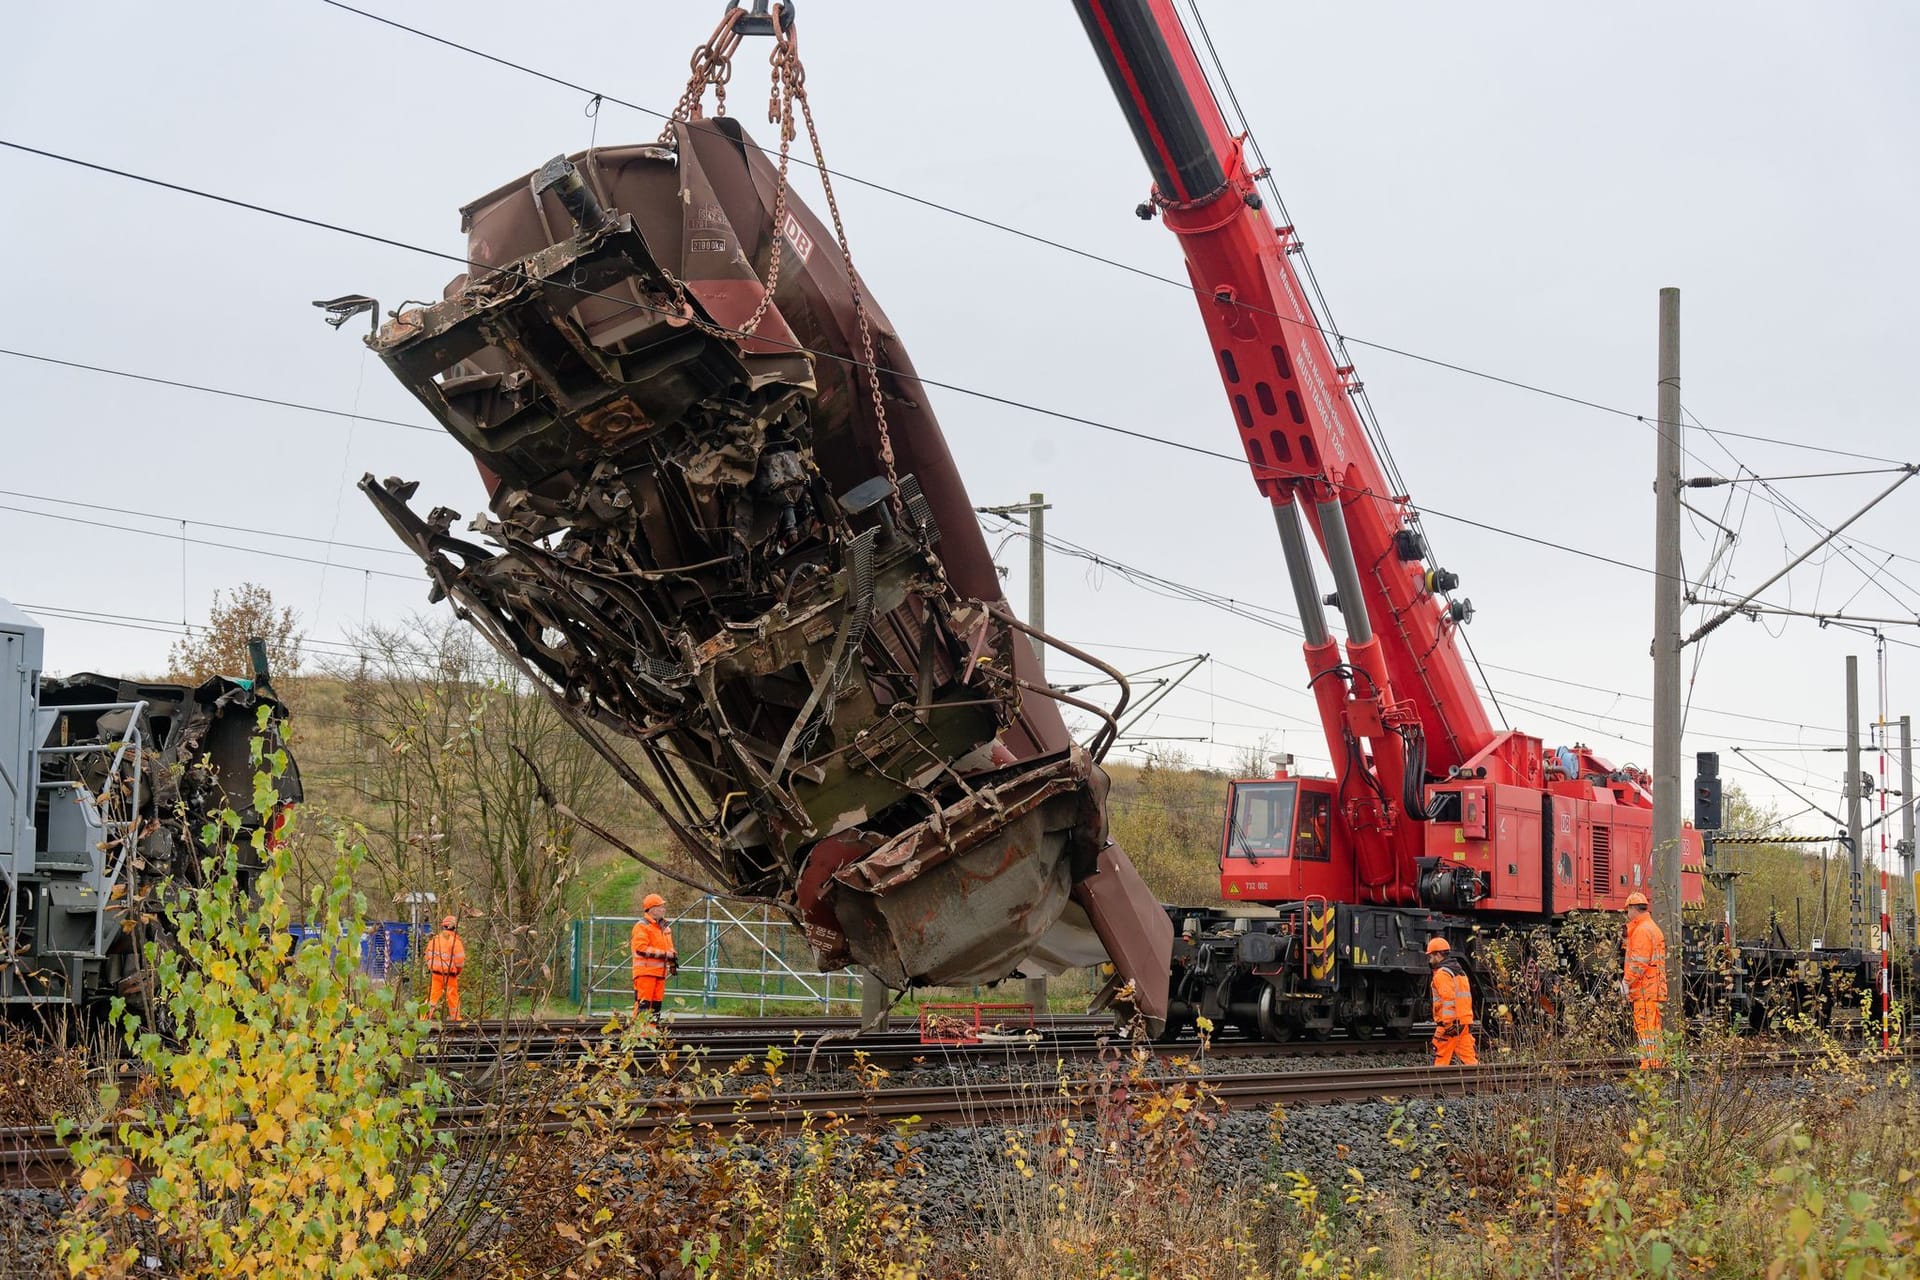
[{"left": 781, "top": 211, "right": 815, "bottom": 265}]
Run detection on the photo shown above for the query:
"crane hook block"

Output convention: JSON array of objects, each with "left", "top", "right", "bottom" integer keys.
[{"left": 727, "top": 0, "right": 790, "bottom": 36}]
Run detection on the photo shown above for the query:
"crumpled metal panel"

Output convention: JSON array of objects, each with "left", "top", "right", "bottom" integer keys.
[
  {"left": 39, "top": 673, "right": 302, "bottom": 875},
  {"left": 820, "top": 747, "right": 1100, "bottom": 988},
  {"left": 359, "top": 118, "right": 1170, "bottom": 1015}
]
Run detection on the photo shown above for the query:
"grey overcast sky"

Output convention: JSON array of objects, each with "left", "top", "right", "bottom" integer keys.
[{"left": 4, "top": 1, "right": 1917, "bottom": 840}]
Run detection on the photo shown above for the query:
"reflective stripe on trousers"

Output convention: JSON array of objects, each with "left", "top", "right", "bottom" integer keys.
[{"left": 1632, "top": 998, "right": 1663, "bottom": 1068}]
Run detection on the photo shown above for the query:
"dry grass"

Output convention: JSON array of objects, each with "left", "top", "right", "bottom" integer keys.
[
  {"left": 940, "top": 1022, "right": 1920, "bottom": 1280},
  {"left": 20, "top": 989, "right": 1917, "bottom": 1278},
  {"left": 414, "top": 1024, "right": 930, "bottom": 1279},
  {"left": 951, "top": 1051, "right": 1254, "bottom": 1280},
  {"left": 0, "top": 1018, "right": 99, "bottom": 1130}
]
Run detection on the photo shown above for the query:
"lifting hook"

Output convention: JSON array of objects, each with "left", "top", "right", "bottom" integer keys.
[{"left": 726, "top": 0, "right": 793, "bottom": 37}]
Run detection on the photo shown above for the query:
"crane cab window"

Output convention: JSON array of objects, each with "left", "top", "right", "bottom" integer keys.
[
  {"left": 1225, "top": 781, "right": 1297, "bottom": 861},
  {"left": 1294, "top": 789, "right": 1333, "bottom": 862}
]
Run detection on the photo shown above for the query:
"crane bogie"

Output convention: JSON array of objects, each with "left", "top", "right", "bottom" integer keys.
[{"left": 1163, "top": 900, "right": 1471, "bottom": 1043}]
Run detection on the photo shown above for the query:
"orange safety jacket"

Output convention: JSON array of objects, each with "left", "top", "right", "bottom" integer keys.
[
  {"left": 631, "top": 918, "right": 677, "bottom": 980},
  {"left": 424, "top": 930, "right": 466, "bottom": 976},
  {"left": 1431, "top": 959, "right": 1474, "bottom": 1028},
  {"left": 1625, "top": 914, "right": 1668, "bottom": 1002}
]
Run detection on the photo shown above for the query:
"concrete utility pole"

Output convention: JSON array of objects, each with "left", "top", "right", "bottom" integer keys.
[
  {"left": 1027, "top": 491, "right": 1048, "bottom": 665},
  {"left": 1652, "top": 287, "right": 1685, "bottom": 996},
  {"left": 1846, "top": 656, "right": 1866, "bottom": 950},
  {"left": 979, "top": 491, "right": 1056, "bottom": 1015},
  {"left": 1022, "top": 491, "right": 1050, "bottom": 1014},
  {"left": 1902, "top": 716, "right": 1915, "bottom": 944}
]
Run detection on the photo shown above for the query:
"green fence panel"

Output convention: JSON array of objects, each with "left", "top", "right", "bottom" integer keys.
[{"left": 570, "top": 899, "right": 859, "bottom": 1014}]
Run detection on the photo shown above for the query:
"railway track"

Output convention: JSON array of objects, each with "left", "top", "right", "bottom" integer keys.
[
  {"left": 475, "top": 1045, "right": 1912, "bottom": 1131},
  {"left": 7, "top": 1046, "right": 1908, "bottom": 1191},
  {"left": 414, "top": 1014, "right": 1422, "bottom": 1073}
]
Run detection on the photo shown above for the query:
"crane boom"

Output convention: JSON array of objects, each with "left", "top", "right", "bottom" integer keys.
[
  {"left": 1071, "top": 3, "right": 1706, "bottom": 1036},
  {"left": 1072, "top": 0, "right": 1494, "bottom": 777}
]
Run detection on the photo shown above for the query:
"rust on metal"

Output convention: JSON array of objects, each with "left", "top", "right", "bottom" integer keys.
[{"left": 358, "top": 112, "right": 1170, "bottom": 1015}]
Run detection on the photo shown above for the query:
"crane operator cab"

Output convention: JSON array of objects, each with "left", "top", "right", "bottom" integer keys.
[{"left": 1219, "top": 773, "right": 1342, "bottom": 904}]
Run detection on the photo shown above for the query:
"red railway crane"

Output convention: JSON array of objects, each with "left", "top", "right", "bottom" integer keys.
[{"left": 1071, "top": 0, "right": 1699, "bottom": 1039}]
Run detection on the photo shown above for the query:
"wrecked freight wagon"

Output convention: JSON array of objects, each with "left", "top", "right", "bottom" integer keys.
[
  {"left": 354, "top": 94, "right": 1170, "bottom": 1016},
  {"left": 2, "top": 598, "right": 301, "bottom": 1006}
]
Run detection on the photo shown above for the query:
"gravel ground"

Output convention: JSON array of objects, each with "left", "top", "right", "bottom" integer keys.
[
  {"left": 0, "top": 1189, "right": 72, "bottom": 1276},
  {"left": 894, "top": 1088, "right": 1495, "bottom": 1228},
  {"left": 6, "top": 1062, "right": 1876, "bottom": 1271},
  {"left": 0, "top": 1064, "right": 1453, "bottom": 1273}
]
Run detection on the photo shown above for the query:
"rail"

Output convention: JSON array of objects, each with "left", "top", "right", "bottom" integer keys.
[{"left": 7, "top": 1045, "right": 1910, "bottom": 1189}]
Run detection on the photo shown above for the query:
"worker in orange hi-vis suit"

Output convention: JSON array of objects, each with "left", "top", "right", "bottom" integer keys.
[
  {"left": 1621, "top": 891, "right": 1668, "bottom": 1068},
  {"left": 1426, "top": 936, "right": 1478, "bottom": 1066},
  {"left": 424, "top": 914, "right": 466, "bottom": 1022},
  {"left": 630, "top": 894, "right": 678, "bottom": 1017}
]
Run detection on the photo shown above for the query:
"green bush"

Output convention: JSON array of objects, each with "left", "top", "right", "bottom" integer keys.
[{"left": 56, "top": 739, "right": 451, "bottom": 1279}]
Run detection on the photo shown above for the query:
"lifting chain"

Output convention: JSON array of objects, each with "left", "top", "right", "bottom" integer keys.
[
  {"left": 731, "top": 16, "right": 801, "bottom": 340},
  {"left": 663, "top": 4, "right": 903, "bottom": 518},
  {"left": 662, "top": 7, "right": 747, "bottom": 141},
  {"left": 786, "top": 35, "right": 903, "bottom": 512}
]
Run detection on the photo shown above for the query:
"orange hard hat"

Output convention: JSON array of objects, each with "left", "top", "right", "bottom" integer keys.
[
  {"left": 642, "top": 893, "right": 667, "bottom": 911},
  {"left": 441, "top": 915, "right": 457, "bottom": 929},
  {"left": 1625, "top": 891, "right": 1649, "bottom": 908},
  {"left": 1425, "top": 936, "right": 1451, "bottom": 954}
]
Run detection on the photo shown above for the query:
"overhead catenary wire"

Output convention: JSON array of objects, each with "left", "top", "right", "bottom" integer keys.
[
  {"left": 0, "top": 442, "right": 1860, "bottom": 773},
  {"left": 1072, "top": 651, "right": 1840, "bottom": 755},
  {"left": 16, "top": 594, "right": 1823, "bottom": 800},
  {"left": 0, "top": 467, "right": 1834, "bottom": 755},
  {"left": 0, "top": 342, "right": 1710, "bottom": 606},
  {"left": 34, "top": 569, "right": 1807, "bottom": 773},
  {"left": 0, "top": 347, "right": 436, "bottom": 435},
  {"left": 1679, "top": 451, "right": 1751, "bottom": 738},
  {"left": 291, "top": 6, "right": 1910, "bottom": 471},
  {"left": 1685, "top": 406, "right": 1920, "bottom": 615},
  {"left": 1617, "top": 363, "right": 1920, "bottom": 654},
  {"left": 23, "top": 598, "right": 1317, "bottom": 766},
  {"left": 1643, "top": 394, "right": 1918, "bottom": 653},
  {"left": 4, "top": 21, "right": 1902, "bottom": 827},
  {"left": 19, "top": 602, "right": 497, "bottom": 677},
  {"left": 978, "top": 512, "right": 1849, "bottom": 738},
  {"left": 1682, "top": 403, "right": 1920, "bottom": 593},
  {"left": 1, "top": 139, "right": 1903, "bottom": 616},
  {"left": 1, "top": 140, "right": 1902, "bottom": 796},
  {"left": 0, "top": 488, "right": 417, "bottom": 558},
  {"left": 0, "top": 502, "right": 419, "bottom": 581}
]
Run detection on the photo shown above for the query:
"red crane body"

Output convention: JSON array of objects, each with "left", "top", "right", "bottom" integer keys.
[{"left": 1073, "top": 0, "right": 1699, "bottom": 926}]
